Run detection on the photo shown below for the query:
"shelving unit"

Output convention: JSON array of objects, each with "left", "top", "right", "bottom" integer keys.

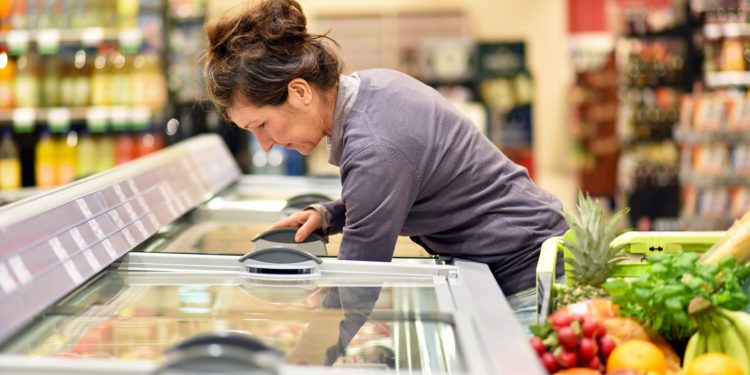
[
  {"left": 675, "top": 0, "right": 750, "bottom": 229},
  {"left": 615, "top": 0, "right": 698, "bottom": 230}
]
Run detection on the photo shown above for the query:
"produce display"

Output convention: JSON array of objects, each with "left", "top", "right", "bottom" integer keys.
[{"left": 531, "top": 193, "right": 750, "bottom": 375}]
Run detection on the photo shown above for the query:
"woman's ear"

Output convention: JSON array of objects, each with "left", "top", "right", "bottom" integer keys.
[{"left": 287, "top": 78, "right": 313, "bottom": 108}]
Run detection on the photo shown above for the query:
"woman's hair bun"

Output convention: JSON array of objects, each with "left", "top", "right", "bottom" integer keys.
[{"left": 253, "top": 0, "right": 309, "bottom": 53}]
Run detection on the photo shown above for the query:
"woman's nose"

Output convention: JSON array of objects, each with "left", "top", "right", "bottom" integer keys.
[{"left": 254, "top": 131, "right": 274, "bottom": 152}]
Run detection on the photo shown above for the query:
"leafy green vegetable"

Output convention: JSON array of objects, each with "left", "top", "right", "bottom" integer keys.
[{"left": 602, "top": 252, "right": 750, "bottom": 341}]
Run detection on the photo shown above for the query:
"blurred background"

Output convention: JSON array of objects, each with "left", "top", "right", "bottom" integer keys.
[{"left": 0, "top": 0, "right": 742, "bottom": 231}]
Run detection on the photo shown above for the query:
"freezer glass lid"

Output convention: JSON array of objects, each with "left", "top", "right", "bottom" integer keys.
[
  {"left": 1, "top": 270, "right": 463, "bottom": 372},
  {"left": 144, "top": 221, "right": 432, "bottom": 258}
]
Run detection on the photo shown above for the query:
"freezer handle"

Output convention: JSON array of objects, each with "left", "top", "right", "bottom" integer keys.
[{"left": 153, "top": 331, "right": 283, "bottom": 375}]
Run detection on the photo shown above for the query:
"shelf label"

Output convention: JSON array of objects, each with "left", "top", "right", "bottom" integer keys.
[
  {"left": 122, "top": 228, "right": 136, "bottom": 247},
  {"left": 86, "top": 107, "right": 108, "bottom": 133},
  {"left": 83, "top": 249, "right": 101, "bottom": 270},
  {"left": 119, "top": 28, "right": 143, "bottom": 54},
  {"left": 70, "top": 228, "right": 87, "bottom": 251},
  {"left": 113, "top": 183, "right": 127, "bottom": 201},
  {"left": 48, "top": 237, "right": 68, "bottom": 261},
  {"left": 127, "top": 179, "right": 139, "bottom": 195},
  {"left": 8, "top": 256, "right": 32, "bottom": 285},
  {"left": 12, "top": 108, "right": 35, "bottom": 132},
  {"left": 0, "top": 263, "right": 18, "bottom": 293},
  {"left": 76, "top": 198, "right": 93, "bottom": 218},
  {"left": 81, "top": 27, "right": 105, "bottom": 47},
  {"left": 88, "top": 219, "right": 105, "bottom": 240},
  {"left": 47, "top": 108, "right": 71, "bottom": 132},
  {"left": 136, "top": 195, "right": 148, "bottom": 212},
  {"left": 102, "top": 239, "right": 117, "bottom": 259},
  {"left": 6, "top": 31, "right": 30, "bottom": 55},
  {"left": 63, "top": 260, "right": 83, "bottom": 284},
  {"left": 123, "top": 202, "right": 138, "bottom": 221},
  {"left": 37, "top": 29, "right": 61, "bottom": 54},
  {"left": 108, "top": 210, "right": 125, "bottom": 227},
  {"left": 147, "top": 213, "right": 159, "bottom": 230},
  {"left": 134, "top": 220, "right": 149, "bottom": 238}
]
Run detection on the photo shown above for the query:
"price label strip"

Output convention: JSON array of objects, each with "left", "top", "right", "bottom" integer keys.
[{"left": 8, "top": 256, "right": 32, "bottom": 285}]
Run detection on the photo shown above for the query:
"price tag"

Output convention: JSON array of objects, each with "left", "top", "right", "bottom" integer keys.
[
  {"left": 113, "top": 184, "right": 127, "bottom": 201},
  {"left": 0, "top": 263, "right": 18, "bottom": 293},
  {"left": 88, "top": 219, "right": 105, "bottom": 240},
  {"left": 83, "top": 249, "right": 101, "bottom": 270},
  {"left": 8, "top": 256, "right": 32, "bottom": 285},
  {"left": 37, "top": 29, "right": 61, "bottom": 54},
  {"left": 81, "top": 27, "right": 105, "bottom": 47},
  {"left": 122, "top": 228, "right": 136, "bottom": 247},
  {"left": 123, "top": 202, "right": 138, "bottom": 221},
  {"left": 86, "top": 107, "right": 108, "bottom": 133},
  {"left": 63, "top": 260, "right": 83, "bottom": 284},
  {"left": 147, "top": 213, "right": 159, "bottom": 230},
  {"left": 48, "top": 237, "right": 68, "bottom": 261},
  {"left": 70, "top": 228, "right": 87, "bottom": 251},
  {"left": 102, "top": 239, "right": 117, "bottom": 259},
  {"left": 108, "top": 210, "right": 125, "bottom": 227},
  {"left": 12, "top": 108, "right": 35, "bottom": 132},
  {"left": 47, "top": 108, "right": 71, "bottom": 132},
  {"left": 118, "top": 28, "right": 143, "bottom": 54},
  {"left": 76, "top": 198, "right": 93, "bottom": 218},
  {"left": 136, "top": 196, "right": 148, "bottom": 212},
  {"left": 127, "top": 179, "right": 139, "bottom": 195},
  {"left": 6, "top": 31, "right": 30, "bottom": 55},
  {"left": 134, "top": 220, "right": 149, "bottom": 238}
]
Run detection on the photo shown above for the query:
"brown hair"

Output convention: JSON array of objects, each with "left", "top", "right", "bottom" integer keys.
[{"left": 203, "top": 0, "right": 341, "bottom": 119}]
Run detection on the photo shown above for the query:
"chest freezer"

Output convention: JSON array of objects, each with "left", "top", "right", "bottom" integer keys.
[
  {"left": 158, "top": 174, "right": 431, "bottom": 258},
  {"left": 0, "top": 134, "right": 544, "bottom": 374}
]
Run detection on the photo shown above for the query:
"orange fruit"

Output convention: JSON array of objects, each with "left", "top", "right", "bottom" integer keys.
[
  {"left": 685, "top": 353, "right": 744, "bottom": 375},
  {"left": 606, "top": 339, "right": 668, "bottom": 375}
]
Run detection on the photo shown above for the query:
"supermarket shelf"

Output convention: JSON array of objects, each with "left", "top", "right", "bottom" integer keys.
[
  {"left": 624, "top": 25, "right": 690, "bottom": 39},
  {"left": 0, "top": 28, "right": 142, "bottom": 49},
  {"left": 681, "top": 172, "right": 750, "bottom": 187},
  {"left": 0, "top": 107, "right": 159, "bottom": 126},
  {"left": 703, "top": 22, "right": 750, "bottom": 40},
  {"left": 673, "top": 126, "right": 750, "bottom": 143},
  {"left": 705, "top": 71, "right": 750, "bottom": 87},
  {"left": 679, "top": 217, "right": 736, "bottom": 230}
]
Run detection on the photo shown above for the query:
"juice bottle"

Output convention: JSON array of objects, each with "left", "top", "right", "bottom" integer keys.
[
  {"left": 0, "top": 129, "right": 20, "bottom": 189},
  {"left": 0, "top": 45, "right": 14, "bottom": 108},
  {"left": 134, "top": 116, "right": 164, "bottom": 157},
  {"left": 0, "top": 0, "right": 11, "bottom": 31},
  {"left": 114, "top": 119, "right": 135, "bottom": 165},
  {"left": 56, "top": 129, "right": 77, "bottom": 185},
  {"left": 35, "top": 128, "right": 57, "bottom": 187},
  {"left": 109, "top": 49, "right": 131, "bottom": 106},
  {"left": 14, "top": 52, "right": 40, "bottom": 108},
  {"left": 73, "top": 48, "right": 91, "bottom": 107},
  {"left": 90, "top": 44, "right": 113, "bottom": 106},
  {"left": 41, "top": 53, "right": 61, "bottom": 107},
  {"left": 76, "top": 127, "right": 97, "bottom": 178},
  {"left": 117, "top": 0, "right": 138, "bottom": 28}
]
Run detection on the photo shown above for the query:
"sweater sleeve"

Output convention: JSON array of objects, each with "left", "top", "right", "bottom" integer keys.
[
  {"left": 335, "top": 142, "right": 419, "bottom": 262},
  {"left": 319, "top": 199, "right": 346, "bottom": 235}
]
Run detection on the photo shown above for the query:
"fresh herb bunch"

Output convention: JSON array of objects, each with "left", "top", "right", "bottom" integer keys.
[{"left": 602, "top": 252, "right": 750, "bottom": 341}]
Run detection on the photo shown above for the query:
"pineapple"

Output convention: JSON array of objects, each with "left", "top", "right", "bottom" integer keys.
[{"left": 553, "top": 192, "right": 629, "bottom": 310}]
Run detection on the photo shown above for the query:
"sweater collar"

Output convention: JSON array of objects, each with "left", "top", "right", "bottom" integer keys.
[{"left": 328, "top": 72, "right": 360, "bottom": 166}]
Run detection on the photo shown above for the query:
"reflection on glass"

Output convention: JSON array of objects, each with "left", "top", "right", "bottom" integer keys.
[
  {"left": 0, "top": 271, "right": 463, "bottom": 372},
  {"left": 146, "top": 222, "right": 432, "bottom": 258}
]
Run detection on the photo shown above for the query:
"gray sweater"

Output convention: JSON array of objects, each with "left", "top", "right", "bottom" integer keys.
[{"left": 320, "top": 69, "right": 567, "bottom": 296}]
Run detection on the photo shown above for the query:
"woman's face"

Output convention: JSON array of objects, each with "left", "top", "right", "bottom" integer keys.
[{"left": 227, "top": 79, "right": 333, "bottom": 156}]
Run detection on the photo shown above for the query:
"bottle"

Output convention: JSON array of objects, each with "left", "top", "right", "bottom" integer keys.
[
  {"left": 0, "top": 45, "right": 14, "bottom": 108},
  {"left": 117, "top": 0, "right": 138, "bottom": 28},
  {"left": 35, "top": 128, "right": 57, "bottom": 187},
  {"left": 109, "top": 49, "right": 132, "bottom": 106},
  {"left": 41, "top": 53, "right": 61, "bottom": 107},
  {"left": 133, "top": 112, "right": 163, "bottom": 157},
  {"left": 56, "top": 130, "right": 77, "bottom": 185},
  {"left": 0, "top": 129, "right": 20, "bottom": 189},
  {"left": 76, "top": 127, "right": 97, "bottom": 179},
  {"left": 14, "top": 52, "right": 40, "bottom": 108},
  {"left": 73, "top": 48, "right": 92, "bottom": 107},
  {"left": 90, "top": 44, "right": 113, "bottom": 106},
  {"left": 0, "top": 0, "right": 10, "bottom": 31},
  {"left": 115, "top": 126, "right": 135, "bottom": 165}
]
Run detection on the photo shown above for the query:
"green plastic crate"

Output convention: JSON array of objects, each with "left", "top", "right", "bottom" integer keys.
[{"left": 535, "top": 231, "right": 725, "bottom": 323}]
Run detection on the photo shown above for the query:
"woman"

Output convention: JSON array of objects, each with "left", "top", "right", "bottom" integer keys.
[{"left": 203, "top": 0, "right": 568, "bottom": 326}]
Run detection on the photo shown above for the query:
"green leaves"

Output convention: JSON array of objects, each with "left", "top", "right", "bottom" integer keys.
[{"left": 602, "top": 252, "right": 750, "bottom": 341}]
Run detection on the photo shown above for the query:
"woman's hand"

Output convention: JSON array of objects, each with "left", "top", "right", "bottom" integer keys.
[{"left": 270, "top": 209, "right": 323, "bottom": 243}]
